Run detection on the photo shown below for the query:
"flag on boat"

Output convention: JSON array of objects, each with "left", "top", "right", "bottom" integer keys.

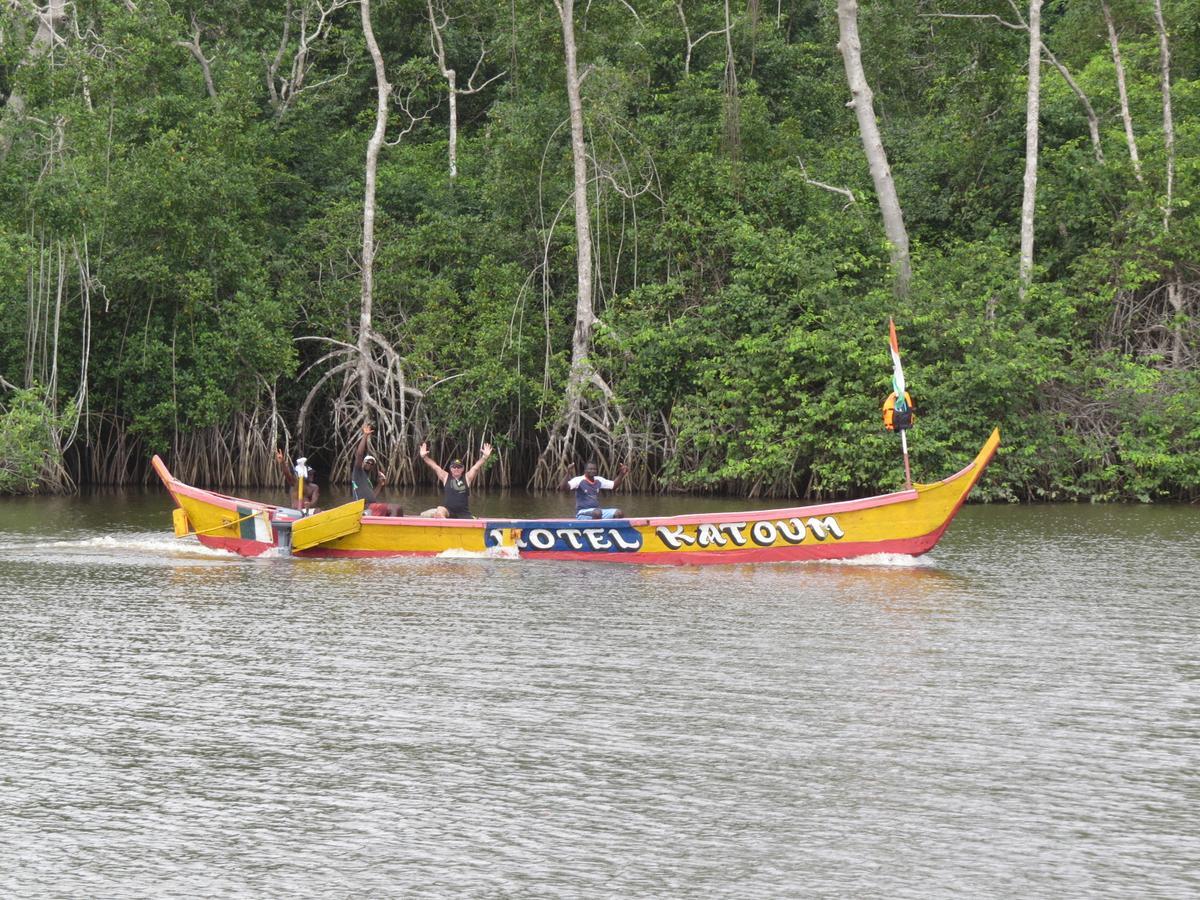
[{"left": 888, "top": 318, "right": 908, "bottom": 414}]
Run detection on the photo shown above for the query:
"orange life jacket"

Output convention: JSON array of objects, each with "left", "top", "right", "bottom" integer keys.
[{"left": 882, "top": 391, "right": 915, "bottom": 431}]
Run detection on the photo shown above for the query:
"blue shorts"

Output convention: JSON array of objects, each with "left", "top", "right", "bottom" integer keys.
[{"left": 576, "top": 508, "right": 619, "bottom": 519}]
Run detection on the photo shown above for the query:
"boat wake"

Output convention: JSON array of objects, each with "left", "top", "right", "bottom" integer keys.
[
  {"left": 26, "top": 532, "right": 238, "bottom": 559},
  {"left": 436, "top": 546, "right": 521, "bottom": 561},
  {"left": 818, "top": 552, "right": 936, "bottom": 568}
]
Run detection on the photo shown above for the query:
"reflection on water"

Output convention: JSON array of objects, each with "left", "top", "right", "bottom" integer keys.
[{"left": 1, "top": 492, "right": 1198, "bottom": 896}]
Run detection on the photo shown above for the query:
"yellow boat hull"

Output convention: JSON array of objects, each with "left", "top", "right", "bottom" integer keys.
[{"left": 152, "top": 429, "right": 999, "bottom": 564}]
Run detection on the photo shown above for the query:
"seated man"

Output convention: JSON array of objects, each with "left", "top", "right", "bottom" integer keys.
[
  {"left": 560, "top": 461, "right": 629, "bottom": 519},
  {"left": 276, "top": 449, "right": 320, "bottom": 513},
  {"left": 418, "top": 442, "right": 493, "bottom": 518}
]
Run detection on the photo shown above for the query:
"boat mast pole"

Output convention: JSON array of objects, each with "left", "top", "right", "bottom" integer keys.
[{"left": 901, "top": 430, "right": 912, "bottom": 490}]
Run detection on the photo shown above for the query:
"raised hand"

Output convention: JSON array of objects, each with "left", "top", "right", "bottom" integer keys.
[
  {"left": 363, "top": 423, "right": 374, "bottom": 436},
  {"left": 419, "top": 442, "right": 429, "bottom": 458},
  {"left": 482, "top": 442, "right": 493, "bottom": 458}
]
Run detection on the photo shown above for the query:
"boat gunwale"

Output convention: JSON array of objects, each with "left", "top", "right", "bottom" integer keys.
[
  {"left": 156, "top": 472, "right": 920, "bottom": 529},
  {"left": 151, "top": 428, "right": 999, "bottom": 532}
]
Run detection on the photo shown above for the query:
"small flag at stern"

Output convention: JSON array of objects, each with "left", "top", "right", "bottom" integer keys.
[{"left": 888, "top": 318, "right": 907, "bottom": 412}]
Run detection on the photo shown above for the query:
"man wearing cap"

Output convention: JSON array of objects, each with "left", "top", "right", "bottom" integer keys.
[
  {"left": 560, "top": 461, "right": 629, "bottom": 519},
  {"left": 418, "top": 441, "right": 493, "bottom": 518},
  {"left": 352, "top": 424, "right": 387, "bottom": 504}
]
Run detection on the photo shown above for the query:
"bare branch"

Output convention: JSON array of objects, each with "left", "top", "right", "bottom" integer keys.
[
  {"left": 1102, "top": 0, "right": 1141, "bottom": 181},
  {"left": 463, "top": 44, "right": 505, "bottom": 94},
  {"left": 268, "top": 0, "right": 356, "bottom": 117},
  {"left": 385, "top": 82, "right": 440, "bottom": 146},
  {"left": 675, "top": 0, "right": 731, "bottom": 76},
  {"left": 0, "top": 0, "right": 68, "bottom": 161},
  {"left": 175, "top": 13, "right": 217, "bottom": 99},
  {"left": 614, "top": 0, "right": 641, "bottom": 25},
  {"left": 1039, "top": 44, "right": 1102, "bottom": 163},
  {"left": 796, "top": 158, "right": 856, "bottom": 208},
  {"left": 932, "top": 4, "right": 1102, "bottom": 163},
  {"left": 426, "top": 0, "right": 504, "bottom": 177},
  {"left": 921, "top": 11, "right": 1023, "bottom": 30},
  {"left": 266, "top": 0, "right": 292, "bottom": 108}
]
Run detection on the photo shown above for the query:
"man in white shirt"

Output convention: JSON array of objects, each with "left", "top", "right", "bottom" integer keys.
[{"left": 560, "top": 461, "right": 629, "bottom": 519}]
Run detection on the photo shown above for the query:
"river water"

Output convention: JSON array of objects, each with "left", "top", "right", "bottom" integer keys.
[{"left": 1, "top": 489, "right": 1197, "bottom": 897}]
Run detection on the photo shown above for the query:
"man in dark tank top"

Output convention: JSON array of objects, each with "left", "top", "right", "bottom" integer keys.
[{"left": 418, "top": 442, "right": 493, "bottom": 518}]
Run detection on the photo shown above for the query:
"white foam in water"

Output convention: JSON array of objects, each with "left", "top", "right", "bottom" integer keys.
[
  {"left": 818, "top": 552, "right": 935, "bottom": 568},
  {"left": 436, "top": 546, "right": 521, "bottom": 560},
  {"left": 36, "top": 532, "right": 239, "bottom": 558}
]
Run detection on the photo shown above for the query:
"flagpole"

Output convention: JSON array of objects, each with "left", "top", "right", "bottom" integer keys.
[{"left": 888, "top": 318, "right": 913, "bottom": 491}]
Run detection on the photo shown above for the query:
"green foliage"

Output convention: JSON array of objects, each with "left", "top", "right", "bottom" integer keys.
[
  {"left": 0, "top": 0, "right": 1196, "bottom": 498},
  {"left": 0, "top": 389, "right": 71, "bottom": 494}
]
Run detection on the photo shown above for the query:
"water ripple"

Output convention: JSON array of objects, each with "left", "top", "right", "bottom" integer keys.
[{"left": 1, "top": 502, "right": 1198, "bottom": 896}]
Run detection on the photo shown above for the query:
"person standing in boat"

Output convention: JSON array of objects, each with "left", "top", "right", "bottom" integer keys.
[
  {"left": 560, "top": 461, "right": 628, "bottom": 519},
  {"left": 275, "top": 450, "right": 320, "bottom": 512},
  {"left": 352, "top": 424, "right": 387, "bottom": 504},
  {"left": 418, "top": 442, "right": 492, "bottom": 518}
]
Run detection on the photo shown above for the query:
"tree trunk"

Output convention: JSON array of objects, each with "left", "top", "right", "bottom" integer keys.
[
  {"left": 530, "top": 0, "right": 635, "bottom": 488},
  {"left": 1102, "top": 1, "right": 1141, "bottom": 182},
  {"left": 1151, "top": 0, "right": 1181, "bottom": 366},
  {"left": 427, "top": 0, "right": 458, "bottom": 178},
  {"left": 360, "top": 0, "right": 389, "bottom": 408},
  {"left": 177, "top": 15, "right": 218, "bottom": 100},
  {"left": 722, "top": 0, "right": 740, "bottom": 159},
  {"left": 835, "top": 0, "right": 911, "bottom": 297},
  {"left": 1019, "top": 0, "right": 1042, "bottom": 296},
  {"left": 1152, "top": 0, "right": 1174, "bottom": 229},
  {"left": 447, "top": 69, "right": 458, "bottom": 178},
  {"left": 555, "top": 0, "right": 594, "bottom": 391},
  {"left": 0, "top": 1, "right": 67, "bottom": 162}
]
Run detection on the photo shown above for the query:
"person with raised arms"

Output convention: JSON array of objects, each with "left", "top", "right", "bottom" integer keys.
[
  {"left": 560, "top": 461, "right": 629, "bottom": 519},
  {"left": 275, "top": 449, "right": 320, "bottom": 513},
  {"left": 351, "top": 424, "right": 387, "bottom": 504},
  {"left": 418, "top": 442, "right": 493, "bottom": 518},
  {"left": 352, "top": 424, "right": 405, "bottom": 516}
]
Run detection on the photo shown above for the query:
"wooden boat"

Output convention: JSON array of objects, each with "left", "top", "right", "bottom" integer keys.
[{"left": 151, "top": 429, "right": 999, "bottom": 564}]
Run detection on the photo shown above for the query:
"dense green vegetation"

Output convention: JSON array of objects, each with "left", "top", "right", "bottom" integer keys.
[{"left": 0, "top": 0, "right": 1196, "bottom": 500}]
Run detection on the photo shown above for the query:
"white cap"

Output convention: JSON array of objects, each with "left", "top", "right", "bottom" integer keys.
[{"left": 363, "top": 455, "right": 376, "bottom": 464}]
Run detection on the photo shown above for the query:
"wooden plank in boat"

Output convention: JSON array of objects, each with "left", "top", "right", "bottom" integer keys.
[{"left": 291, "top": 500, "right": 365, "bottom": 551}]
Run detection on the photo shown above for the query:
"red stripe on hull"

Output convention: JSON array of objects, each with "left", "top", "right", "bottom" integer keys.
[
  {"left": 197, "top": 535, "right": 275, "bottom": 557},
  {"left": 516, "top": 531, "right": 943, "bottom": 565},
  {"left": 293, "top": 548, "right": 443, "bottom": 559},
  {"left": 194, "top": 528, "right": 952, "bottom": 564},
  {"left": 274, "top": 531, "right": 945, "bottom": 564}
]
